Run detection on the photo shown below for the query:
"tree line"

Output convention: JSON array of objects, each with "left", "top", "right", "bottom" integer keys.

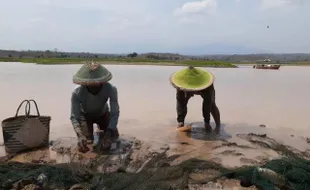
[{"left": 0, "top": 49, "right": 310, "bottom": 63}]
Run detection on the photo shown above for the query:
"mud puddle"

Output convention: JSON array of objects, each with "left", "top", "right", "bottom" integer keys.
[{"left": 167, "top": 122, "right": 310, "bottom": 168}]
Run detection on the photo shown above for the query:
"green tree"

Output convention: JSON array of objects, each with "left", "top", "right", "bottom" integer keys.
[{"left": 127, "top": 52, "right": 138, "bottom": 58}]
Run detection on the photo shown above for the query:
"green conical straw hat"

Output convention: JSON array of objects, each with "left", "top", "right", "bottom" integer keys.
[
  {"left": 170, "top": 66, "right": 214, "bottom": 91},
  {"left": 73, "top": 61, "right": 112, "bottom": 85}
]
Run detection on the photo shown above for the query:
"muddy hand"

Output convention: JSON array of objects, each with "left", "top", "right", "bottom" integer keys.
[
  {"left": 74, "top": 126, "right": 90, "bottom": 153},
  {"left": 78, "top": 139, "right": 89, "bottom": 153},
  {"left": 102, "top": 130, "right": 113, "bottom": 150}
]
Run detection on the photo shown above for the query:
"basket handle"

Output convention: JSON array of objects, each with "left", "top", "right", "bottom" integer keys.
[
  {"left": 26, "top": 99, "right": 41, "bottom": 117},
  {"left": 15, "top": 100, "right": 30, "bottom": 117}
]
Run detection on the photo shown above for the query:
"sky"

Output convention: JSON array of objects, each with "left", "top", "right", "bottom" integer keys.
[{"left": 0, "top": 0, "right": 309, "bottom": 54}]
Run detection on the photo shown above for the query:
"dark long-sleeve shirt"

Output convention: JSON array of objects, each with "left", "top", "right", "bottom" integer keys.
[{"left": 70, "top": 83, "right": 120, "bottom": 130}]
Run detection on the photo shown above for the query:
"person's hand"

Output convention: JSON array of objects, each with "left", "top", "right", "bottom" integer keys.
[
  {"left": 74, "top": 124, "right": 90, "bottom": 153},
  {"left": 102, "top": 129, "right": 113, "bottom": 150},
  {"left": 77, "top": 139, "right": 89, "bottom": 153}
]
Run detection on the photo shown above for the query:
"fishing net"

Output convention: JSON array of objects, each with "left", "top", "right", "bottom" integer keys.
[
  {"left": 1, "top": 133, "right": 310, "bottom": 190},
  {"left": 2, "top": 156, "right": 310, "bottom": 190}
]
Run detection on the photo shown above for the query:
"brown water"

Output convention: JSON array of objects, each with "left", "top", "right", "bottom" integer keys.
[{"left": 0, "top": 62, "right": 310, "bottom": 158}]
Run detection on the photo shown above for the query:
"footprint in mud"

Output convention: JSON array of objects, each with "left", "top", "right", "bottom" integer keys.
[
  {"left": 184, "top": 122, "right": 232, "bottom": 141},
  {"left": 239, "top": 157, "right": 259, "bottom": 165},
  {"left": 180, "top": 142, "right": 190, "bottom": 145},
  {"left": 219, "top": 150, "right": 244, "bottom": 156}
]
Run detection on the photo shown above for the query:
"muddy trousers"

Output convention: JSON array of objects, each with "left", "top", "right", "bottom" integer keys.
[
  {"left": 80, "top": 112, "right": 119, "bottom": 141},
  {"left": 176, "top": 86, "right": 220, "bottom": 125}
]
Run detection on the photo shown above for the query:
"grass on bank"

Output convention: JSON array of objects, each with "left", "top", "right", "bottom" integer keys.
[{"left": 0, "top": 57, "right": 237, "bottom": 68}]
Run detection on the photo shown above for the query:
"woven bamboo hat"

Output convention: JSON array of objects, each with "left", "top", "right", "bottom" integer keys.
[
  {"left": 73, "top": 61, "right": 112, "bottom": 85},
  {"left": 170, "top": 66, "right": 214, "bottom": 91}
]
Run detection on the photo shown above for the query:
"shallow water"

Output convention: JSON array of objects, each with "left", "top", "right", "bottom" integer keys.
[{"left": 0, "top": 62, "right": 310, "bottom": 157}]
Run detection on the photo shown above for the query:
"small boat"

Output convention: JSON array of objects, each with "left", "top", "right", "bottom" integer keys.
[{"left": 253, "top": 64, "right": 281, "bottom": 70}]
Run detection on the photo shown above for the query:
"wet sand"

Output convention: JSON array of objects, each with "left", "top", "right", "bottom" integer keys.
[{"left": 0, "top": 62, "right": 310, "bottom": 189}]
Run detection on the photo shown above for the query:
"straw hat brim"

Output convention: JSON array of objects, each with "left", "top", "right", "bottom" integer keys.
[
  {"left": 73, "top": 74, "right": 112, "bottom": 85},
  {"left": 170, "top": 69, "right": 214, "bottom": 92}
]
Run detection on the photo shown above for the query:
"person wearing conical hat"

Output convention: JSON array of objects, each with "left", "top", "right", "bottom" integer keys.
[
  {"left": 170, "top": 66, "right": 221, "bottom": 133},
  {"left": 70, "top": 61, "right": 120, "bottom": 153}
]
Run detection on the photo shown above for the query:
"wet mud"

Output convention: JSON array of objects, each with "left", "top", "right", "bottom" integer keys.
[
  {"left": 168, "top": 122, "right": 310, "bottom": 168},
  {"left": 1, "top": 123, "right": 310, "bottom": 189}
]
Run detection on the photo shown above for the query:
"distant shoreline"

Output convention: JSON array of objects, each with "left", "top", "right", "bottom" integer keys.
[
  {"left": 1, "top": 58, "right": 310, "bottom": 67},
  {"left": 0, "top": 58, "right": 237, "bottom": 68},
  {"left": 37, "top": 61, "right": 239, "bottom": 68}
]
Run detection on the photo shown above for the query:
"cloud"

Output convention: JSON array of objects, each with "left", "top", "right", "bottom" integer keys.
[
  {"left": 260, "top": 0, "right": 308, "bottom": 10},
  {"left": 174, "top": 0, "right": 217, "bottom": 16},
  {"left": 260, "top": 0, "right": 291, "bottom": 10}
]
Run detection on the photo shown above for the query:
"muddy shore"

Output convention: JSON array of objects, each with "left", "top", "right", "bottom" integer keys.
[{"left": 1, "top": 124, "right": 310, "bottom": 190}]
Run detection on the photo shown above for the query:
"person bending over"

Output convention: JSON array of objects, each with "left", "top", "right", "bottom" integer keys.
[
  {"left": 170, "top": 66, "right": 221, "bottom": 133},
  {"left": 70, "top": 62, "right": 120, "bottom": 153}
]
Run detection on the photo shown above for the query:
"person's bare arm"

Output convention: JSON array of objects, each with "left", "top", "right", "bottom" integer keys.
[
  {"left": 108, "top": 86, "right": 120, "bottom": 130},
  {"left": 70, "top": 92, "right": 86, "bottom": 141}
]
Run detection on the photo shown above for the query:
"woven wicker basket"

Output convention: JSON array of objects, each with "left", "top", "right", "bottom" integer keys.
[{"left": 1, "top": 99, "right": 51, "bottom": 153}]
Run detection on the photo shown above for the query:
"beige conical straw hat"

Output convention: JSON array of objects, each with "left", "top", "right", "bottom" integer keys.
[{"left": 73, "top": 61, "right": 112, "bottom": 85}]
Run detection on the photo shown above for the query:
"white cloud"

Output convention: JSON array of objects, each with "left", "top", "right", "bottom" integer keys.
[
  {"left": 260, "top": 0, "right": 308, "bottom": 10},
  {"left": 260, "top": 0, "right": 291, "bottom": 10},
  {"left": 174, "top": 0, "right": 217, "bottom": 16}
]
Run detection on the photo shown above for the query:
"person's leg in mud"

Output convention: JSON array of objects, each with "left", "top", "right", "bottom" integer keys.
[
  {"left": 176, "top": 89, "right": 192, "bottom": 127},
  {"left": 210, "top": 90, "right": 221, "bottom": 134},
  {"left": 95, "top": 112, "right": 120, "bottom": 150},
  {"left": 200, "top": 86, "right": 214, "bottom": 132}
]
